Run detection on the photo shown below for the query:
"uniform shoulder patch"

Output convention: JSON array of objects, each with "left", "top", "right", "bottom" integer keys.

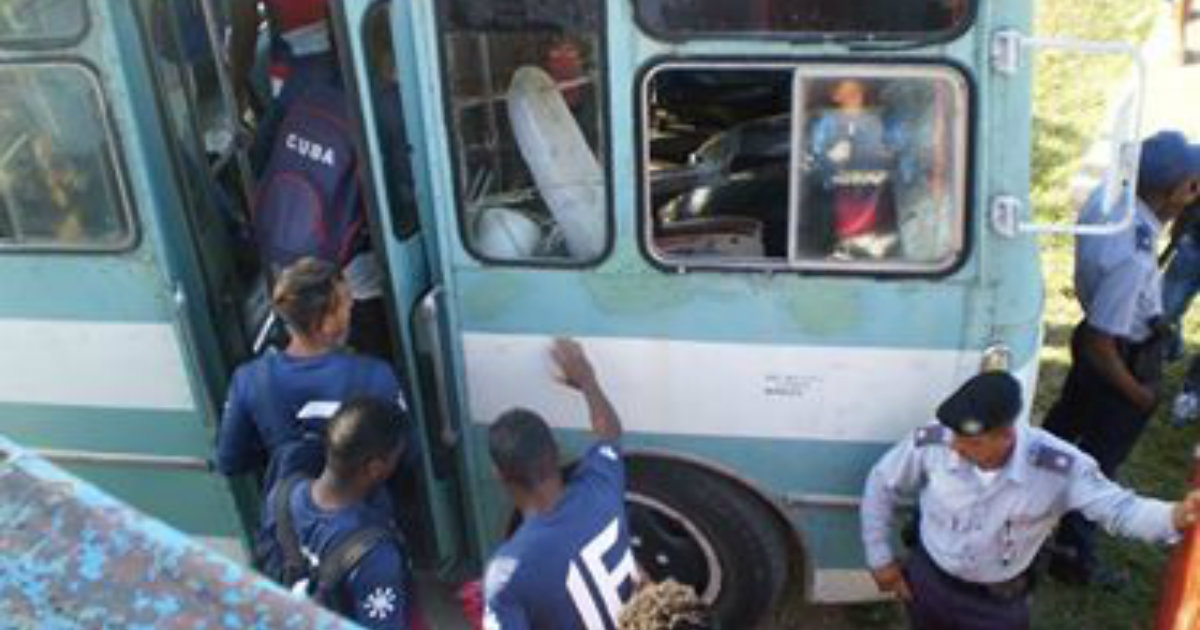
[
  {"left": 1031, "top": 444, "right": 1074, "bottom": 475},
  {"left": 914, "top": 424, "right": 949, "bottom": 447}
]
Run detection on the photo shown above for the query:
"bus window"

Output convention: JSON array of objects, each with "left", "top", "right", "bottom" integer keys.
[
  {"left": 364, "top": 3, "right": 419, "bottom": 239},
  {"left": 0, "top": 65, "right": 131, "bottom": 249},
  {"left": 637, "top": 0, "right": 969, "bottom": 38},
  {"left": 0, "top": 0, "right": 86, "bottom": 45},
  {"left": 439, "top": 0, "right": 609, "bottom": 264},
  {"left": 644, "top": 65, "right": 967, "bottom": 272}
]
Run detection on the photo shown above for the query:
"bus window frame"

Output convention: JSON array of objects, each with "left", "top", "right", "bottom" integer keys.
[
  {"left": 433, "top": 0, "right": 616, "bottom": 270},
  {"left": 131, "top": 0, "right": 240, "bottom": 244},
  {"left": 631, "top": 0, "right": 978, "bottom": 45},
  {"left": 0, "top": 0, "right": 90, "bottom": 51},
  {"left": 0, "top": 58, "right": 139, "bottom": 255},
  {"left": 637, "top": 58, "right": 975, "bottom": 279}
]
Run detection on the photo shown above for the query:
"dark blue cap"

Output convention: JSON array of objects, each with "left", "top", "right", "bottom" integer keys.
[
  {"left": 936, "top": 372, "right": 1022, "bottom": 436},
  {"left": 1139, "top": 130, "right": 1200, "bottom": 192}
]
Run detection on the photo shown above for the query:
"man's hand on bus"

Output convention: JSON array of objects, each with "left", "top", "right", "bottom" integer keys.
[
  {"left": 870, "top": 562, "right": 913, "bottom": 601},
  {"left": 1172, "top": 490, "right": 1200, "bottom": 531},
  {"left": 551, "top": 338, "right": 622, "bottom": 442},
  {"left": 551, "top": 338, "right": 598, "bottom": 392}
]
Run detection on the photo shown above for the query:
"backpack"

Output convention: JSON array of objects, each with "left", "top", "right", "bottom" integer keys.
[
  {"left": 253, "top": 81, "right": 366, "bottom": 270},
  {"left": 257, "top": 474, "right": 401, "bottom": 609}
]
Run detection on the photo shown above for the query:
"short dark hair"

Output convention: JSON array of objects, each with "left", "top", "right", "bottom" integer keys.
[
  {"left": 488, "top": 408, "right": 559, "bottom": 489},
  {"left": 326, "top": 397, "right": 404, "bottom": 476},
  {"left": 272, "top": 258, "right": 343, "bottom": 337}
]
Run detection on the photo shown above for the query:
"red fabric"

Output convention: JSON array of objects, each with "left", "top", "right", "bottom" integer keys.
[
  {"left": 834, "top": 187, "right": 882, "bottom": 238},
  {"left": 1157, "top": 453, "right": 1200, "bottom": 630},
  {"left": 457, "top": 580, "right": 484, "bottom": 630},
  {"left": 267, "top": 0, "right": 328, "bottom": 31}
]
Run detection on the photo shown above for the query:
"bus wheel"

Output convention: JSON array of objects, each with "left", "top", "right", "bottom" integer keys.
[{"left": 626, "top": 463, "right": 789, "bottom": 629}]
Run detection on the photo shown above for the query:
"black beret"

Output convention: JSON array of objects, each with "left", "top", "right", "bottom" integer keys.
[{"left": 936, "top": 372, "right": 1022, "bottom": 436}]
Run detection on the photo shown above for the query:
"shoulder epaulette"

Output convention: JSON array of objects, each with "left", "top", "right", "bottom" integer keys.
[
  {"left": 914, "top": 425, "right": 949, "bottom": 448},
  {"left": 1031, "top": 443, "right": 1075, "bottom": 475}
]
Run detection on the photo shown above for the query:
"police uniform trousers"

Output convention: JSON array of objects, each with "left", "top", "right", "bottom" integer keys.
[
  {"left": 904, "top": 545, "right": 1031, "bottom": 630},
  {"left": 1042, "top": 321, "right": 1162, "bottom": 574}
]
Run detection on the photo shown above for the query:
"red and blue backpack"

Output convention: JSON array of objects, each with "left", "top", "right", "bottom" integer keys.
[{"left": 253, "top": 80, "right": 366, "bottom": 270}]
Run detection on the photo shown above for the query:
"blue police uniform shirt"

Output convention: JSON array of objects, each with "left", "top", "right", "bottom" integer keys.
[
  {"left": 861, "top": 422, "right": 1179, "bottom": 584},
  {"left": 483, "top": 442, "right": 637, "bottom": 630},
  {"left": 286, "top": 479, "right": 412, "bottom": 630},
  {"left": 1074, "top": 187, "right": 1164, "bottom": 342},
  {"left": 216, "top": 350, "right": 402, "bottom": 480}
]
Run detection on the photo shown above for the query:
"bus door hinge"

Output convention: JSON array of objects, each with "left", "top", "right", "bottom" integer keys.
[
  {"left": 989, "top": 195, "right": 1025, "bottom": 238},
  {"left": 991, "top": 29, "right": 1026, "bottom": 76}
]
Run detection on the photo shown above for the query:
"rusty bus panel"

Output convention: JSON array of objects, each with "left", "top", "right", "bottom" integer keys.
[{"left": 0, "top": 436, "right": 362, "bottom": 630}]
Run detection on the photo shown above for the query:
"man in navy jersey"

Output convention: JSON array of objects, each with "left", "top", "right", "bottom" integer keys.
[
  {"left": 483, "top": 339, "right": 637, "bottom": 630},
  {"left": 216, "top": 257, "right": 404, "bottom": 491},
  {"left": 262, "top": 397, "right": 415, "bottom": 629}
]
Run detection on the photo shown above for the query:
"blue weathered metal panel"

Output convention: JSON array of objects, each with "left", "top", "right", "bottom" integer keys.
[{"left": 0, "top": 436, "right": 362, "bottom": 630}]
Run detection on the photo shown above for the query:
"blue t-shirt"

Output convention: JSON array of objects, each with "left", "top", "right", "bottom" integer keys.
[
  {"left": 216, "top": 350, "right": 402, "bottom": 484},
  {"left": 284, "top": 480, "right": 413, "bottom": 630},
  {"left": 483, "top": 443, "right": 636, "bottom": 630}
]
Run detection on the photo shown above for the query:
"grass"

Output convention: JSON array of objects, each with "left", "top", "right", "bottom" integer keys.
[{"left": 775, "top": 0, "right": 1190, "bottom": 627}]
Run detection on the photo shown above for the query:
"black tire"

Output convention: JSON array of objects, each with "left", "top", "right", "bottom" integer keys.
[{"left": 626, "top": 461, "right": 790, "bottom": 629}]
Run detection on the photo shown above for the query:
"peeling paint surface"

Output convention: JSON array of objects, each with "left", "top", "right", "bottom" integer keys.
[{"left": 0, "top": 438, "right": 362, "bottom": 630}]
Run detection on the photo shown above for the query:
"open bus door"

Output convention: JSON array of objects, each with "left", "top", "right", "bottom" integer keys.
[
  {"left": 330, "top": 0, "right": 470, "bottom": 574},
  {"left": 0, "top": 0, "right": 246, "bottom": 554}
]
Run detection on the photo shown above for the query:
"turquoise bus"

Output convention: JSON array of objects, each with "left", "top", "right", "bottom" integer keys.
[{"left": 0, "top": 0, "right": 1140, "bottom": 626}]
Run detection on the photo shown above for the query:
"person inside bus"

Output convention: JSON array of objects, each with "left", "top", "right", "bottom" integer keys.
[
  {"left": 252, "top": 36, "right": 396, "bottom": 361},
  {"left": 861, "top": 371, "right": 1200, "bottom": 630},
  {"left": 216, "top": 258, "right": 407, "bottom": 499},
  {"left": 1042, "top": 130, "right": 1200, "bottom": 587},
  {"left": 808, "top": 78, "right": 899, "bottom": 260},
  {"left": 258, "top": 397, "right": 418, "bottom": 630},
  {"left": 482, "top": 338, "right": 637, "bottom": 630},
  {"left": 229, "top": 0, "right": 339, "bottom": 170}
]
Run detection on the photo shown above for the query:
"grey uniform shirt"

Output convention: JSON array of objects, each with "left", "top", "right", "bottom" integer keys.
[
  {"left": 1075, "top": 188, "right": 1164, "bottom": 342},
  {"left": 861, "top": 422, "right": 1178, "bottom": 584}
]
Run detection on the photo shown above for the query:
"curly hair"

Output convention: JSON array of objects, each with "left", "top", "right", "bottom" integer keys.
[{"left": 618, "top": 580, "right": 715, "bottom": 630}]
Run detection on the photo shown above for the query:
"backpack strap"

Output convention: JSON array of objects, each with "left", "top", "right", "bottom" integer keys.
[
  {"left": 313, "top": 525, "right": 403, "bottom": 606},
  {"left": 272, "top": 473, "right": 310, "bottom": 585}
]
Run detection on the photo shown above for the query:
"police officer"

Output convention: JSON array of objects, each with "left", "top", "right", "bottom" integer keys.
[
  {"left": 1043, "top": 129, "right": 1200, "bottom": 584},
  {"left": 861, "top": 371, "right": 1200, "bottom": 630}
]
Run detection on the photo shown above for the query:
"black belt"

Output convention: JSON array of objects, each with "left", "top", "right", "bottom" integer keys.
[{"left": 915, "top": 544, "right": 1031, "bottom": 602}]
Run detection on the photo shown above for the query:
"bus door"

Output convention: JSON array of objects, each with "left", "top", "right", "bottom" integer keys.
[
  {"left": 0, "top": 0, "right": 246, "bottom": 554},
  {"left": 331, "top": 0, "right": 469, "bottom": 572},
  {"left": 133, "top": 0, "right": 265, "bottom": 385},
  {"left": 419, "top": 0, "right": 986, "bottom": 625}
]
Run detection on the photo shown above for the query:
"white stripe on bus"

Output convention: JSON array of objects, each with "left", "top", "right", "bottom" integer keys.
[
  {"left": 463, "top": 333, "right": 1035, "bottom": 443},
  {"left": 0, "top": 319, "right": 195, "bottom": 411}
]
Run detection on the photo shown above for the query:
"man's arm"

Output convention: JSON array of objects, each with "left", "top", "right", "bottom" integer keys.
[
  {"left": 483, "top": 557, "right": 531, "bottom": 630},
  {"left": 215, "top": 373, "right": 262, "bottom": 476},
  {"left": 860, "top": 433, "right": 931, "bottom": 601},
  {"left": 1079, "top": 325, "right": 1156, "bottom": 412},
  {"left": 551, "top": 338, "right": 621, "bottom": 442},
  {"left": 1069, "top": 461, "right": 1200, "bottom": 543},
  {"left": 347, "top": 543, "right": 412, "bottom": 630}
]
